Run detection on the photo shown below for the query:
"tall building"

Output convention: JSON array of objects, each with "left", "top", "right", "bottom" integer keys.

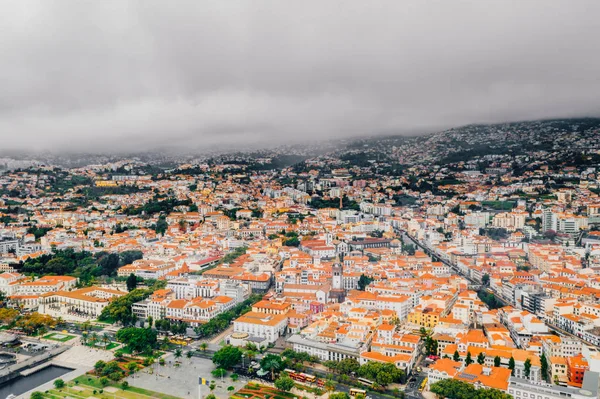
[
  {"left": 330, "top": 261, "right": 345, "bottom": 302},
  {"left": 332, "top": 262, "right": 342, "bottom": 290}
]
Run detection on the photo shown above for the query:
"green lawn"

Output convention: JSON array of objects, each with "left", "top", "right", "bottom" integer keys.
[
  {"left": 43, "top": 333, "right": 76, "bottom": 342},
  {"left": 65, "top": 375, "right": 181, "bottom": 399},
  {"left": 86, "top": 342, "right": 120, "bottom": 350},
  {"left": 481, "top": 200, "right": 516, "bottom": 210}
]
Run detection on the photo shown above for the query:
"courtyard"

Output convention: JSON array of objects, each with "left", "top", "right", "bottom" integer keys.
[
  {"left": 125, "top": 352, "right": 249, "bottom": 399},
  {"left": 43, "top": 333, "right": 77, "bottom": 342},
  {"left": 33, "top": 375, "right": 182, "bottom": 399}
]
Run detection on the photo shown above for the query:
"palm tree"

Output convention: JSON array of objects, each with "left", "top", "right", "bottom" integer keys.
[
  {"left": 246, "top": 350, "right": 257, "bottom": 362},
  {"left": 90, "top": 332, "right": 98, "bottom": 347},
  {"left": 81, "top": 333, "right": 88, "bottom": 346},
  {"left": 262, "top": 357, "right": 280, "bottom": 381},
  {"left": 102, "top": 333, "right": 110, "bottom": 348},
  {"left": 174, "top": 348, "right": 183, "bottom": 362},
  {"left": 199, "top": 343, "right": 208, "bottom": 352},
  {"left": 324, "top": 380, "right": 336, "bottom": 393},
  {"left": 147, "top": 357, "right": 155, "bottom": 373},
  {"left": 186, "top": 351, "right": 193, "bottom": 363}
]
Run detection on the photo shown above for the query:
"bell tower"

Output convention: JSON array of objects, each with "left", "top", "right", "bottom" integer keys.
[{"left": 332, "top": 261, "right": 342, "bottom": 290}]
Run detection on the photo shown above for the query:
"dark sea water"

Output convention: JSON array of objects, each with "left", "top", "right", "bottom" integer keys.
[{"left": 0, "top": 365, "right": 73, "bottom": 398}]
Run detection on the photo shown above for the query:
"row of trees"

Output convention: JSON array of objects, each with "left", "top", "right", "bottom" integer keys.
[
  {"left": 430, "top": 379, "right": 512, "bottom": 399},
  {"left": 153, "top": 318, "right": 188, "bottom": 335},
  {"left": 81, "top": 331, "right": 111, "bottom": 347},
  {"left": 198, "top": 246, "right": 248, "bottom": 275},
  {"left": 477, "top": 290, "right": 504, "bottom": 310},
  {"left": 450, "top": 350, "right": 532, "bottom": 378},
  {"left": 192, "top": 294, "right": 262, "bottom": 338},
  {"left": 98, "top": 286, "right": 157, "bottom": 325}
]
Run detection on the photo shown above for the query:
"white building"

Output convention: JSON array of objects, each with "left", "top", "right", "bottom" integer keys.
[
  {"left": 16, "top": 276, "right": 77, "bottom": 295},
  {"left": 287, "top": 334, "right": 363, "bottom": 362},
  {"left": 507, "top": 375, "right": 598, "bottom": 399},
  {"left": 0, "top": 272, "right": 26, "bottom": 295},
  {"left": 166, "top": 296, "right": 236, "bottom": 326},
  {"left": 39, "top": 286, "right": 126, "bottom": 321},
  {"left": 233, "top": 311, "right": 287, "bottom": 344}
]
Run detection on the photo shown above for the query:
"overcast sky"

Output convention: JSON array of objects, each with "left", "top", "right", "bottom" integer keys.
[{"left": 1, "top": 1, "right": 600, "bottom": 153}]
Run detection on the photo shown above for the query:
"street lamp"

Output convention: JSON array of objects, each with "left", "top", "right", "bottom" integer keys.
[{"left": 242, "top": 353, "right": 245, "bottom": 368}]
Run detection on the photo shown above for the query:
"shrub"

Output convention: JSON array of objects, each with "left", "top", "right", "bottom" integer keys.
[
  {"left": 121, "top": 381, "right": 129, "bottom": 389},
  {"left": 99, "top": 377, "right": 109, "bottom": 386},
  {"left": 53, "top": 379, "right": 65, "bottom": 389},
  {"left": 109, "top": 371, "right": 123, "bottom": 381}
]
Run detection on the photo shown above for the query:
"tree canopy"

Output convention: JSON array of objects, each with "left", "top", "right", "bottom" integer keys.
[
  {"left": 126, "top": 273, "right": 138, "bottom": 291},
  {"left": 430, "top": 379, "right": 512, "bottom": 399},
  {"left": 357, "top": 361, "right": 405, "bottom": 386},
  {"left": 115, "top": 327, "right": 157, "bottom": 354},
  {"left": 20, "top": 249, "right": 143, "bottom": 281},
  {"left": 192, "top": 294, "right": 261, "bottom": 338},
  {"left": 357, "top": 274, "right": 374, "bottom": 290},
  {"left": 99, "top": 287, "right": 156, "bottom": 325},
  {"left": 212, "top": 345, "right": 243, "bottom": 370},
  {"left": 274, "top": 376, "right": 295, "bottom": 392},
  {"left": 261, "top": 354, "right": 284, "bottom": 380}
]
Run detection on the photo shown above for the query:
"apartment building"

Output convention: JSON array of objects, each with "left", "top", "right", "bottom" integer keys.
[
  {"left": 117, "top": 259, "right": 178, "bottom": 279},
  {"left": 507, "top": 374, "right": 598, "bottom": 399},
  {"left": 16, "top": 276, "right": 77, "bottom": 295},
  {"left": 0, "top": 272, "right": 28, "bottom": 295},
  {"left": 166, "top": 295, "right": 235, "bottom": 326},
  {"left": 288, "top": 333, "right": 362, "bottom": 362}
]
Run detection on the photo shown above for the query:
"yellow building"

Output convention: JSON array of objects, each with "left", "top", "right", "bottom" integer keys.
[
  {"left": 95, "top": 180, "right": 118, "bottom": 187},
  {"left": 407, "top": 306, "right": 442, "bottom": 328}
]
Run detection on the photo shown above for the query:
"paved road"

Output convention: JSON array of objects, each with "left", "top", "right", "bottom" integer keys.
[{"left": 404, "top": 370, "right": 427, "bottom": 399}]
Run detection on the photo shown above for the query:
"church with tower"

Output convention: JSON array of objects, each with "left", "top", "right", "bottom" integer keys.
[{"left": 329, "top": 259, "right": 346, "bottom": 302}]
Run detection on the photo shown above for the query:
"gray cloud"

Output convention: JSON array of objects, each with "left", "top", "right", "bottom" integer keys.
[{"left": 1, "top": 0, "right": 600, "bottom": 153}]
